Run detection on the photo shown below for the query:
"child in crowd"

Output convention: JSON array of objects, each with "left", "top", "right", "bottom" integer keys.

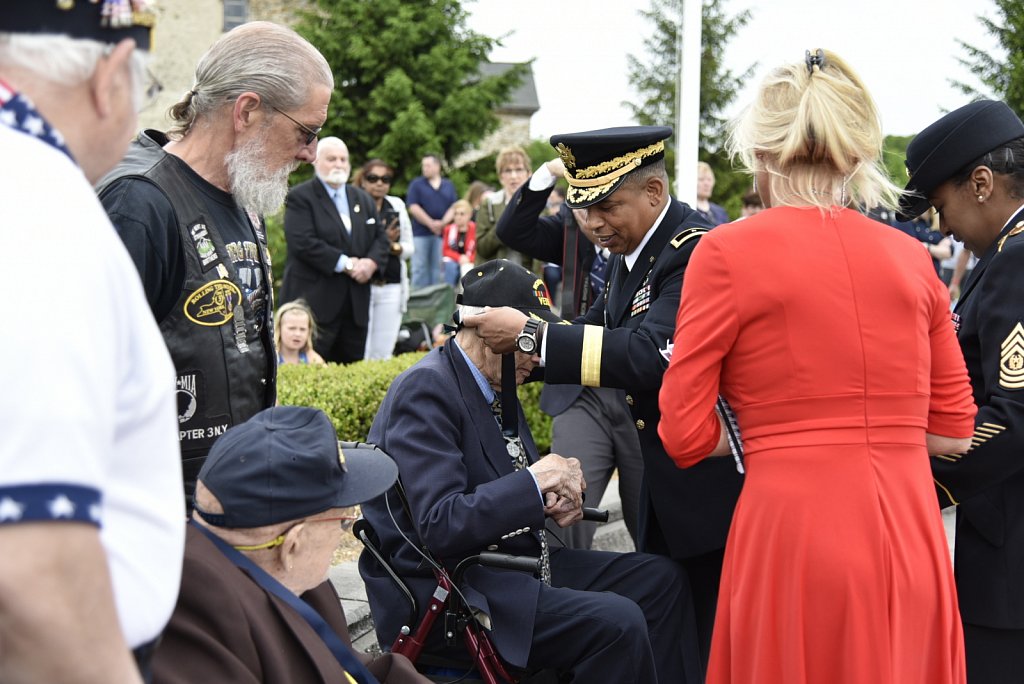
[
  {"left": 442, "top": 199, "right": 477, "bottom": 287},
  {"left": 274, "top": 300, "right": 326, "bottom": 365}
]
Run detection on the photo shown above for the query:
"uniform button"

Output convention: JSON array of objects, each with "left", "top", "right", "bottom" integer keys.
[
  {"left": 261, "top": 378, "right": 267, "bottom": 385},
  {"left": 625, "top": 394, "right": 634, "bottom": 406},
  {"left": 636, "top": 419, "right": 646, "bottom": 430}
]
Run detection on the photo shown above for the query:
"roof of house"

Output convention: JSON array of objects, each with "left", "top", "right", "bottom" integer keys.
[{"left": 480, "top": 62, "right": 539, "bottom": 116}]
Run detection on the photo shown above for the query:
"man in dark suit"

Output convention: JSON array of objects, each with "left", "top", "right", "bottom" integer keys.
[
  {"left": 359, "top": 260, "right": 700, "bottom": 683},
  {"left": 464, "top": 126, "right": 744, "bottom": 670},
  {"left": 496, "top": 157, "right": 643, "bottom": 550},
  {"left": 900, "top": 99, "right": 1024, "bottom": 683},
  {"left": 281, "top": 136, "right": 390, "bottom": 363}
]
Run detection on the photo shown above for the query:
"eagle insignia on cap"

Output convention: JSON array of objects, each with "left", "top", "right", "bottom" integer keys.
[
  {"left": 1000, "top": 322, "right": 1024, "bottom": 389},
  {"left": 556, "top": 143, "right": 576, "bottom": 170}
]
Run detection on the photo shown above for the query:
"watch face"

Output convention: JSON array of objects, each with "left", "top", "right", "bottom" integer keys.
[{"left": 517, "top": 334, "right": 537, "bottom": 354}]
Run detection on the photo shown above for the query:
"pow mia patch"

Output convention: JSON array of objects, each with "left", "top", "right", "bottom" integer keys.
[
  {"left": 176, "top": 371, "right": 202, "bottom": 423},
  {"left": 184, "top": 279, "right": 241, "bottom": 326},
  {"left": 1000, "top": 322, "right": 1024, "bottom": 389}
]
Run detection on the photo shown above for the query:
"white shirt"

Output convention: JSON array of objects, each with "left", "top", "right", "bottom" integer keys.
[{"left": 0, "top": 125, "right": 185, "bottom": 647}]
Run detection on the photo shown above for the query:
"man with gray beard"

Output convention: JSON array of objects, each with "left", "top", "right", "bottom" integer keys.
[
  {"left": 280, "top": 136, "right": 389, "bottom": 363},
  {"left": 98, "top": 21, "right": 334, "bottom": 508}
]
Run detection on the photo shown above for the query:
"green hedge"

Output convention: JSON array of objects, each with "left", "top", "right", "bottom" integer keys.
[{"left": 277, "top": 352, "right": 553, "bottom": 453}]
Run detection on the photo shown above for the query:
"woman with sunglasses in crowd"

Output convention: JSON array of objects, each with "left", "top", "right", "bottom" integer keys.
[{"left": 357, "top": 159, "right": 415, "bottom": 360}]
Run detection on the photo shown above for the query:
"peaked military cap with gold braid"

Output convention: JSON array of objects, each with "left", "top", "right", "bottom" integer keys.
[{"left": 550, "top": 125, "right": 673, "bottom": 209}]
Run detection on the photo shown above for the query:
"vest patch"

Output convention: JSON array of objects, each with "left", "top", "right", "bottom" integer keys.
[
  {"left": 184, "top": 279, "right": 242, "bottom": 326},
  {"left": 189, "top": 221, "right": 218, "bottom": 271}
]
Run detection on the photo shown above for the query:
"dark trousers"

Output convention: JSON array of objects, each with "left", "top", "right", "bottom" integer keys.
[
  {"left": 964, "top": 622, "right": 1024, "bottom": 683},
  {"left": 316, "top": 313, "right": 368, "bottom": 364},
  {"left": 551, "top": 387, "right": 643, "bottom": 549},
  {"left": 681, "top": 547, "right": 725, "bottom": 675},
  {"left": 525, "top": 548, "right": 701, "bottom": 684}
]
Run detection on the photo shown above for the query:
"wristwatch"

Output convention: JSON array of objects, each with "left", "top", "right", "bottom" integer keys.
[{"left": 515, "top": 319, "right": 542, "bottom": 354}]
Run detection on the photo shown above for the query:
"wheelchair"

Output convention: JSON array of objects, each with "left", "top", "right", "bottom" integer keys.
[{"left": 354, "top": 483, "right": 608, "bottom": 684}]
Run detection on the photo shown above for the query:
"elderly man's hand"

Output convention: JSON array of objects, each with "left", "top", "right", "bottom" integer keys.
[
  {"left": 528, "top": 454, "right": 585, "bottom": 509},
  {"left": 460, "top": 307, "right": 527, "bottom": 354},
  {"left": 544, "top": 493, "right": 584, "bottom": 528},
  {"left": 349, "top": 257, "right": 377, "bottom": 283}
]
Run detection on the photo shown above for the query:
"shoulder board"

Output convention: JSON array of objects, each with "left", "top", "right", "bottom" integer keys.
[
  {"left": 670, "top": 226, "right": 708, "bottom": 249},
  {"left": 997, "top": 221, "right": 1024, "bottom": 252}
]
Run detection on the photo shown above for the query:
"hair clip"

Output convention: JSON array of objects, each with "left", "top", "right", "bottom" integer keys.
[{"left": 805, "top": 48, "right": 826, "bottom": 75}]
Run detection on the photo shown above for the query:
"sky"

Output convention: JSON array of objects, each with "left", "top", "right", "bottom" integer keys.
[{"left": 465, "top": 0, "right": 1002, "bottom": 141}]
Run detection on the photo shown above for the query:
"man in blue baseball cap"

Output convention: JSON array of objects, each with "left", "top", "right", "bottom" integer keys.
[
  {"left": 151, "top": 406, "right": 429, "bottom": 684},
  {"left": 902, "top": 99, "right": 1024, "bottom": 683}
]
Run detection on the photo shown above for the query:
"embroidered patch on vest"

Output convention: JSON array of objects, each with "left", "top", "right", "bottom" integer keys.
[
  {"left": 1000, "top": 322, "right": 1024, "bottom": 389},
  {"left": 189, "top": 221, "right": 219, "bottom": 271},
  {"left": 184, "top": 279, "right": 241, "bottom": 326},
  {"left": 951, "top": 311, "right": 961, "bottom": 334}
]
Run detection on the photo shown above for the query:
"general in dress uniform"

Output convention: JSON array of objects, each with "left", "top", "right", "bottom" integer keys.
[{"left": 463, "top": 126, "right": 744, "bottom": 669}]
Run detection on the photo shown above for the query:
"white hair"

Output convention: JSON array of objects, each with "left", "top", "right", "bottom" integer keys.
[
  {"left": 0, "top": 33, "right": 104, "bottom": 84},
  {"left": 0, "top": 32, "right": 153, "bottom": 110}
]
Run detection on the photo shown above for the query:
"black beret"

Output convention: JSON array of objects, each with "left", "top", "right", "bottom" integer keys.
[
  {"left": 898, "top": 100, "right": 1024, "bottom": 220},
  {"left": 550, "top": 126, "right": 672, "bottom": 209},
  {"left": 0, "top": 2, "right": 154, "bottom": 51}
]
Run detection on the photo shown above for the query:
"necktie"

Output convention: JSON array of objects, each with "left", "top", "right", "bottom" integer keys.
[
  {"left": 589, "top": 248, "right": 609, "bottom": 301},
  {"left": 333, "top": 189, "right": 352, "bottom": 233},
  {"left": 490, "top": 397, "right": 552, "bottom": 585}
]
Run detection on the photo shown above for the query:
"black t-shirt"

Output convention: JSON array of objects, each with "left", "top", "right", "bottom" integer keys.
[{"left": 101, "top": 156, "right": 268, "bottom": 327}]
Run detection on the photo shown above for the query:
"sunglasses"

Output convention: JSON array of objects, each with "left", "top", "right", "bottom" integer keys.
[
  {"left": 271, "top": 106, "right": 321, "bottom": 146},
  {"left": 365, "top": 174, "right": 393, "bottom": 184}
]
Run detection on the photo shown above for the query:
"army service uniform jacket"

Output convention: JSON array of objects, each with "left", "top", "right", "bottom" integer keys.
[
  {"left": 543, "top": 197, "right": 744, "bottom": 559},
  {"left": 934, "top": 209, "right": 1024, "bottom": 630}
]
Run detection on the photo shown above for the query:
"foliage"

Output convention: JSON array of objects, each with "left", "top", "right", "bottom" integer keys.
[
  {"left": 292, "top": 0, "right": 527, "bottom": 194},
  {"left": 881, "top": 135, "right": 913, "bottom": 189},
  {"left": 953, "top": 0, "right": 1023, "bottom": 113},
  {"left": 625, "top": 0, "right": 755, "bottom": 220},
  {"left": 277, "top": 352, "right": 553, "bottom": 452},
  {"left": 265, "top": 209, "right": 286, "bottom": 304}
]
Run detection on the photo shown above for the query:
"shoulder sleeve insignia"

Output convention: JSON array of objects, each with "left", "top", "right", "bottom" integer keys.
[
  {"left": 998, "top": 220, "right": 1024, "bottom": 252},
  {"left": 670, "top": 226, "right": 707, "bottom": 249},
  {"left": 1000, "top": 322, "right": 1024, "bottom": 389}
]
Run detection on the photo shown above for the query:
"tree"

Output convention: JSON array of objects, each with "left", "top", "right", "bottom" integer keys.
[
  {"left": 625, "top": 0, "right": 755, "bottom": 217},
  {"left": 293, "top": 0, "right": 526, "bottom": 191},
  {"left": 953, "top": 0, "right": 1023, "bottom": 113}
]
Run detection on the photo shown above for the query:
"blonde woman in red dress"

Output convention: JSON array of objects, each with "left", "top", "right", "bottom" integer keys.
[{"left": 658, "top": 49, "right": 976, "bottom": 683}]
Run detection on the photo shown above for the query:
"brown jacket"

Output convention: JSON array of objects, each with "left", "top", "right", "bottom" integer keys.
[{"left": 152, "top": 524, "right": 427, "bottom": 683}]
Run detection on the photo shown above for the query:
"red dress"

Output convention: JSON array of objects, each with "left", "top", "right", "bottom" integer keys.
[{"left": 659, "top": 207, "right": 975, "bottom": 683}]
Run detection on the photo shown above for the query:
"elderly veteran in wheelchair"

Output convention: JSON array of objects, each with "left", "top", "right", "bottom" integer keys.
[
  {"left": 150, "top": 406, "right": 431, "bottom": 684},
  {"left": 358, "top": 259, "right": 700, "bottom": 683}
]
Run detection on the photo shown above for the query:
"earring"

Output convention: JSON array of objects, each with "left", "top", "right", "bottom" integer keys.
[{"left": 977, "top": 195, "right": 984, "bottom": 202}]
